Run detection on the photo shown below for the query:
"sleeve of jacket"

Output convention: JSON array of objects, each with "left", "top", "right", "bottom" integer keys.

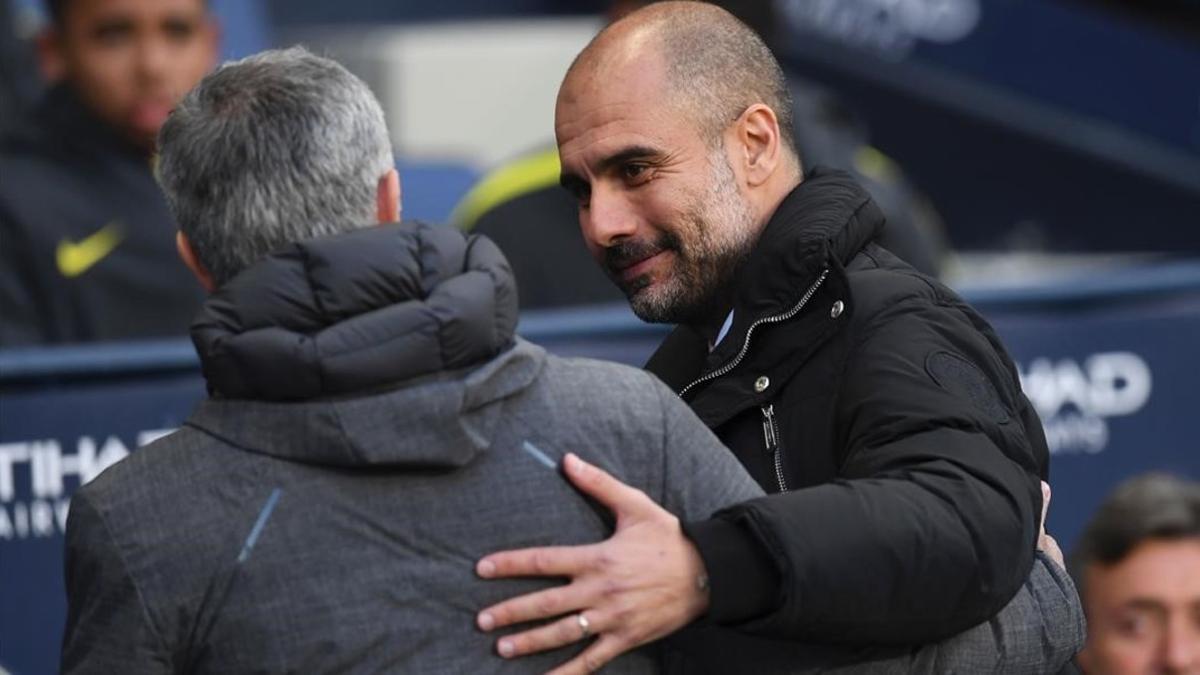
[
  {"left": 695, "top": 291, "right": 1043, "bottom": 644},
  {"left": 62, "top": 490, "right": 172, "bottom": 674},
  {"left": 659, "top": 552, "right": 1083, "bottom": 674},
  {"left": 909, "top": 552, "right": 1086, "bottom": 673}
]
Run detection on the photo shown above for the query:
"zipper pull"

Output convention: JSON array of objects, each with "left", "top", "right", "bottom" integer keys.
[{"left": 761, "top": 404, "right": 778, "bottom": 453}]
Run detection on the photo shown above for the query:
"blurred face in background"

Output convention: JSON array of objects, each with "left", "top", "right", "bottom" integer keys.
[
  {"left": 41, "top": 0, "right": 218, "bottom": 152},
  {"left": 1078, "top": 538, "right": 1200, "bottom": 675}
]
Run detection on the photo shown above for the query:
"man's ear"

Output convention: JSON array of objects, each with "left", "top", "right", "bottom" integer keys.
[
  {"left": 377, "top": 168, "right": 401, "bottom": 223},
  {"left": 732, "top": 103, "right": 785, "bottom": 188},
  {"left": 176, "top": 231, "right": 216, "bottom": 292},
  {"left": 35, "top": 28, "right": 66, "bottom": 83}
]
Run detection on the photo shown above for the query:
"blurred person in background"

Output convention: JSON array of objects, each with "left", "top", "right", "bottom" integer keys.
[
  {"left": 1072, "top": 473, "right": 1200, "bottom": 675},
  {"left": 0, "top": 0, "right": 217, "bottom": 346},
  {"left": 451, "top": 0, "right": 942, "bottom": 309},
  {"left": 0, "top": 0, "right": 43, "bottom": 130}
]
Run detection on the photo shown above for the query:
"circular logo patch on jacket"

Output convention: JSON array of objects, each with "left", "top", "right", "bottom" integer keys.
[{"left": 925, "top": 351, "right": 1010, "bottom": 424}]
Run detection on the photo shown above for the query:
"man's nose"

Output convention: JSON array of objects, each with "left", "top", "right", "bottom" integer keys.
[
  {"left": 581, "top": 186, "right": 638, "bottom": 249},
  {"left": 135, "top": 36, "right": 171, "bottom": 82},
  {"left": 1161, "top": 616, "right": 1200, "bottom": 673}
]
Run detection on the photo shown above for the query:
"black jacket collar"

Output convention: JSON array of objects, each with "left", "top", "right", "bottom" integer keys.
[
  {"left": 647, "top": 168, "right": 884, "bottom": 394},
  {"left": 732, "top": 167, "right": 882, "bottom": 321}
]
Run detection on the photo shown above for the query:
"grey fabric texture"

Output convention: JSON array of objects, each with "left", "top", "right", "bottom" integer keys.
[{"left": 62, "top": 340, "right": 764, "bottom": 673}]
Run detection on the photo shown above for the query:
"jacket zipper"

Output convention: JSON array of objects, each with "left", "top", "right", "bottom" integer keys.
[
  {"left": 678, "top": 268, "right": 830, "bottom": 399},
  {"left": 761, "top": 403, "right": 788, "bottom": 493}
]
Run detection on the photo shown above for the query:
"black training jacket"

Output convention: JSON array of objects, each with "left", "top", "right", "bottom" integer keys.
[
  {"left": 647, "top": 169, "right": 1049, "bottom": 645},
  {"left": 0, "top": 85, "right": 202, "bottom": 346}
]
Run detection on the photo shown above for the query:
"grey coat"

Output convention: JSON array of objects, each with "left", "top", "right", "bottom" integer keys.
[{"left": 63, "top": 339, "right": 763, "bottom": 673}]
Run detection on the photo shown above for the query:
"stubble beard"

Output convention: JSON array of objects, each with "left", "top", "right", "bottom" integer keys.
[{"left": 623, "top": 152, "right": 757, "bottom": 326}]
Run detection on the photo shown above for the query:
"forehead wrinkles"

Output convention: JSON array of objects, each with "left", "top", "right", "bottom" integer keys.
[
  {"left": 562, "top": 125, "right": 682, "bottom": 189},
  {"left": 557, "top": 92, "right": 694, "bottom": 179}
]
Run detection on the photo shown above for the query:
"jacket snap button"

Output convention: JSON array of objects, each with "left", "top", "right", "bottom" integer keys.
[
  {"left": 831, "top": 300, "right": 844, "bottom": 319},
  {"left": 754, "top": 376, "right": 770, "bottom": 393}
]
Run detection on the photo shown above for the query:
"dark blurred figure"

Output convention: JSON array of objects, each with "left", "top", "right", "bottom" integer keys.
[
  {"left": 0, "top": 0, "right": 217, "bottom": 346},
  {"left": 1071, "top": 473, "right": 1200, "bottom": 675},
  {"left": 0, "top": 0, "right": 43, "bottom": 130},
  {"left": 452, "top": 0, "right": 943, "bottom": 309}
]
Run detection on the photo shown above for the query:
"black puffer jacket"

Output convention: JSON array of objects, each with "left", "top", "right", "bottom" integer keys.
[
  {"left": 648, "top": 170, "right": 1048, "bottom": 645},
  {"left": 191, "top": 221, "right": 517, "bottom": 400}
]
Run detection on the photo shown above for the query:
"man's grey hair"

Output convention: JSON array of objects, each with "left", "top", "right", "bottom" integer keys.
[
  {"left": 158, "top": 46, "right": 394, "bottom": 286},
  {"left": 1069, "top": 472, "right": 1200, "bottom": 597}
]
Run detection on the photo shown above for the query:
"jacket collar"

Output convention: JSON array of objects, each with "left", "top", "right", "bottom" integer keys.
[
  {"left": 647, "top": 168, "right": 883, "bottom": 394},
  {"left": 731, "top": 167, "right": 882, "bottom": 324},
  {"left": 187, "top": 338, "right": 545, "bottom": 469}
]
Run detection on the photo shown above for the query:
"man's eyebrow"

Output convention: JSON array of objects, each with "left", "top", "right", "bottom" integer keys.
[
  {"left": 596, "top": 146, "right": 663, "bottom": 174},
  {"left": 93, "top": 17, "right": 135, "bottom": 34},
  {"left": 1121, "top": 598, "right": 1169, "bottom": 614},
  {"left": 559, "top": 145, "right": 665, "bottom": 192}
]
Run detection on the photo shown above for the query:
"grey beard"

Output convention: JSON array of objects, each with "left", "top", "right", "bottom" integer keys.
[{"left": 627, "top": 246, "right": 747, "bottom": 327}]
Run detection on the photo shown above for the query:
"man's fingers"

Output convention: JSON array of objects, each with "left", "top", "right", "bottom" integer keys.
[
  {"left": 477, "top": 582, "right": 593, "bottom": 632},
  {"left": 1040, "top": 481, "right": 1052, "bottom": 534},
  {"left": 477, "top": 544, "right": 593, "bottom": 580},
  {"left": 546, "top": 634, "right": 627, "bottom": 675},
  {"left": 1037, "top": 481, "right": 1065, "bottom": 568},
  {"left": 1040, "top": 533, "right": 1066, "bottom": 569},
  {"left": 494, "top": 610, "right": 604, "bottom": 659},
  {"left": 562, "top": 453, "right": 654, "bottom": 517}
]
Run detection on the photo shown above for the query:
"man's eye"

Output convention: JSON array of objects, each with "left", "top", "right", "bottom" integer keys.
[
  {"left": 622, "top": 163, "right": 650, "bottom": 182},
  {"left": 92, "top": 24, "right": 133, "bottom": 46},
  {"left": 566, "top": 185, "right": 590, "bottom": 208},
  {"left": 1115, "top": 613, "right": 1156, "bottom": 639},
  {"left": 162, "top": 19, "right": 197, "bottom": 41}
]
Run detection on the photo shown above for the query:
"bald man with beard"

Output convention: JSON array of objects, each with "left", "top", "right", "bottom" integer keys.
[{"left": 474, "top": 3, "right": 1084, "bottom": 673}]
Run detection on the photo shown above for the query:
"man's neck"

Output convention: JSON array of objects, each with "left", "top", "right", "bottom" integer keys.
[
  {"left": 684, "top": 167, "right": 804, "bottom": 344},
  {"left": 689, "top": 287, "right": 737, "bottom": 346}
]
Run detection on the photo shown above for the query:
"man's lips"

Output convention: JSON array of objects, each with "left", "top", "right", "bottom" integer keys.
[
  {"left": 616, "top": 250, "right": 669, "bottom": 284},
  {"left": 129, "top": 100, "right": 174, "bottom": 134}
]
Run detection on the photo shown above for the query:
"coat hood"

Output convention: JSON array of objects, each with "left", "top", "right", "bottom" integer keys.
[
  {"left": 192, "top": 222, "right": 518, "bottom": 401},
  {"left": 186, "top": 222, "right": 533, "bottom": 469}
]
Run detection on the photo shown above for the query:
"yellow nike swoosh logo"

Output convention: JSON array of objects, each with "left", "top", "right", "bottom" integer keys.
[{"left": 56, "top": 222, "right": 126, "bottom": 278}]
